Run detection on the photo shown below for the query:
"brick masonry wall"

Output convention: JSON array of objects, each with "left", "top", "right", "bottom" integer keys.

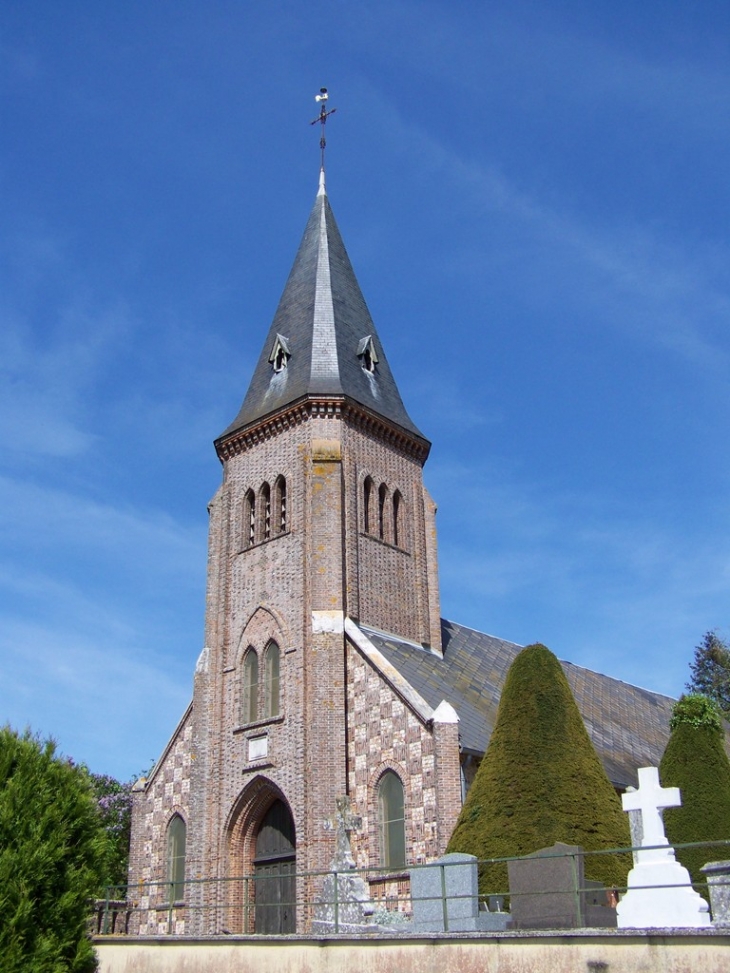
[
  {"left": 346, "top": 642, "right": 441, "bottom": 870},
  {"left": 127, "top": 710, "right": 194, "bottom": 935},
  {"left": 339, "top": 421, "right": 440, "bottom": 650}
]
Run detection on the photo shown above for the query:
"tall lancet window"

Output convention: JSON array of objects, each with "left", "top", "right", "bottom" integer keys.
[
  {"left": 244, "top": 489, "right": 256, "bottom": 548},
  {"left": 166, "top": 814, "right": 187, "bottom": 903},
  {"left": 274, "top": 476, "right": 287, "bottom": 534},
  {"left": 263, "top": 640, "right": 281, "bottom": 718},
  {"left": 378, "top": 483, "right": 388, "bottom": 541},
  {"left": 392, "top": 490, "right": 402, "bottom": 548},
  {"left": 378, "top": 771, "right": 405, "bottom": 870},
  {"left": 363, "top": 477, "right": 374, "bottom": 534},
  {"left": 261, "top": 482, "right": 271, "bottom": 540},
  {"left": 241, "top": 648, "right": 259, "bottom": 724}
]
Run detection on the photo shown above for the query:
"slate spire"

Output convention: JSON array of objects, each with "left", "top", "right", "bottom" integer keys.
[{"left": 217, "top": 177, "right": 426, "bottom": 445}]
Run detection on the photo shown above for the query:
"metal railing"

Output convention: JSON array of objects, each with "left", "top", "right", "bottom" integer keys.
[{"left": 92, "top": 839, "right": 730, "bottom": 937}]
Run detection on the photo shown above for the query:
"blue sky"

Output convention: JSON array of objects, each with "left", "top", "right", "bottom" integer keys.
[{"left": 2, "top": 1, "right": 729, "bottom": 781}]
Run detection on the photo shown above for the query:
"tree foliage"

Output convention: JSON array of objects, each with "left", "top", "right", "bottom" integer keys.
[
  {"left": 686, "top": 631, "right": 730, "bottom": 720},
  {"left": 88, "top": 774, "right": 133, "bottom": 890},
  {"left": 659, "top": 694, "right": 730, "bottom": 896},
  {"left": 447, "top": 643, "right": 631, "bottom": 897},
  {"left": 0, "top": 727, "right": 107, "bottom": 973}
]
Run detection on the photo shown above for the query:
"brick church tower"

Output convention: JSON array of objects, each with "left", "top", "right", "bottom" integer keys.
[{"left": 128, "top": 170, "right": 463, "bottom": 934}]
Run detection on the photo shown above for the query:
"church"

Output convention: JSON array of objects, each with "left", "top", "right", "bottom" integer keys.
[{"left": 127, "top": 164, "right": 675, "bottom": 936}]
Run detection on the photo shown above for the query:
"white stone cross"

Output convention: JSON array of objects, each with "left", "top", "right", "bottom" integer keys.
[{"left": 622, "top": 766, "right": 680, "bottom": 863}]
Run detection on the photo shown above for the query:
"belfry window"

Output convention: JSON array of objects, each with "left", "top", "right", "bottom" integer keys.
[
  {"left": 261, "top": 483, "right": 271, "bottom": 540},
  {"left": 392, "top": 490, "right": 402, "bottom": 547},
  {"left": 378, "top": 771, "right": 405, "bottom": 870},
  {"left": 263, "top": 641, "right": 281, "bottom": 718},
  {"left": 244, "top": 489, "right": 256, "bottom": 548},
  {"left": 378, "top": 483, "right": 388, "bottom": 541},
  {"left": 363, "top": 477, "right": 374, "bottom": 534},
  {"left": 241, "top": 648, "right": 259, "bottom": 724},
  {"left": 166, "top": 814, "right": 187, "bottom": 903},
  {"left": 274, "top": 476, "right": 287, "bottom": 534}
]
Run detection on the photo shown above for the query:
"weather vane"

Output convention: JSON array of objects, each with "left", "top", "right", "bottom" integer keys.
[{"left": 311, "top": 87, "right": 337, "bottom": 172}]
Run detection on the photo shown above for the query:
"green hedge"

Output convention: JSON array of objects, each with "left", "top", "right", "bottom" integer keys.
[
  {"left": 447, "top": 643, "right": 631, "bottom": 897},
  {"left": 659, "top": 694, "right": 730, "bottom": 896},
  {"left": 0, "top": 728, "right": 107, "bottom": 973}
]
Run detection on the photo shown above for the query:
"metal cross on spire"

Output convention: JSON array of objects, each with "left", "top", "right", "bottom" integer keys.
[{"left": 311, "top": 87, "right": 337, "bottom": 173}]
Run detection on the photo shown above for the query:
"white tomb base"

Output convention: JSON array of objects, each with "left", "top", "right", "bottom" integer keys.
[{"left": 617, "top": 858, "right": 711, "bottom": 928}]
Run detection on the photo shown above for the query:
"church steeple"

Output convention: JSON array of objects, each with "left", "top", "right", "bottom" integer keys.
[{"left": 216, "top": 180, "right": 427, "bottom": 450}]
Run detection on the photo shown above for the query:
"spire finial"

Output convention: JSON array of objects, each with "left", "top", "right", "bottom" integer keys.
[{"left": 311, "top": 87, "right": 337, "bottom": 179}]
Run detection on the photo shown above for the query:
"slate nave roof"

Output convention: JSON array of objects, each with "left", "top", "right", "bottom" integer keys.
[{"left": 357, "top": 619, "right": 677, "bottom": 790}]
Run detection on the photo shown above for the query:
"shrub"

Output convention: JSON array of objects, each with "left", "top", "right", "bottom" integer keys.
[
  {"left": 660, "top": 694, "right": 730, "bottom": 896},
  {"left": 447, "top": 643, "right": 631, "bottom": 896},
  {"left": 0, "top": 728, "right": 107, "bottom": 973}
]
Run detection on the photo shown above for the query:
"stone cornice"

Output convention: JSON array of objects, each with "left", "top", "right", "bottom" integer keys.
[{"left": 214, "top": 395, "right": 431, "bottom": 464}]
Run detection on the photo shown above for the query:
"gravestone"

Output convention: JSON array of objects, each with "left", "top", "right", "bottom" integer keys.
[
  {"left": 507, "top": 842, "right": 616, "bottom": 929},
  {"left": 700, "top": 861, "right": 730, "bottom": 927},
  {"left": 616, "top": 766, "right": 710, "bottom": 928},
  {"left": 410, "top": 853, "right": 509, "bottom": 932},
  {"left": 312, "top": 796, "right": 379, "bottom": 934},
  {"left": 624, "top": 785, "right": 644, "bottom": 866}
]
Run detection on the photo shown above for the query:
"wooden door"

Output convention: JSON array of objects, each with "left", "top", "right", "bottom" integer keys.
[{"left": 253, "top": 800, "right": 296, "bottom": 934}]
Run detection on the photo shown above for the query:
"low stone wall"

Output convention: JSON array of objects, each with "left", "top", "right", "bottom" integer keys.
[{"left": 95, "top": 929, "right": 730, "bottom": 973}]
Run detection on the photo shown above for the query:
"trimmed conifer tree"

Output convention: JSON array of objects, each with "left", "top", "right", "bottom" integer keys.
[
  {"left": 447, "top": 643, "right": 631, "bottom": 896},
  {"left": 0, "top": 728, "right": 107, "bottom": 973},
  {"left": 659, "top": 694, "right": 730, "bottom": 896}
]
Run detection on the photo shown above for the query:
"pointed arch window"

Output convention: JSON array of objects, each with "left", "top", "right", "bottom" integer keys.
[
  {"left": 378, "top": 483, "right": 388, "bottom": 541},
  {"left": 378, "top": 771, "right": 405, "bottom": 870},
  {"left": 260, "top": 482, "right": 271, "bottom": 541},
  {"left": 166, "top": 814, "right": 187, "bottom": 903},
  {"left": 274, "top": 476, "right": 287, "bottom": 534},
  {"left": 244, "top": 489, "right": 256, "bottom": 549},
  {"left": 241, "top": 648, "right": 259, "bottom": 724},
  {"left": 363, "top": 476, "right": 374, "bottom": 534},
  {"left": 263, "top": 641, "right": 281, "bottom": 718},
  {"left": 392, "top": 490, "right": 402, "bottom": 548}
]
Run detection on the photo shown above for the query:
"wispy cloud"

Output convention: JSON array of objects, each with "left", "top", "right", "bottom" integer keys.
[
  {"left": 1, "top": 613, "right": 193, "bottom": 778},
  {"left": 431, "top": 456, "right": 730, "bottom": 696}
]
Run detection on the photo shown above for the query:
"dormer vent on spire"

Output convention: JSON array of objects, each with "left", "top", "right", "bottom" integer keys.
[
  {"left": 357, "top": 335, "right": 378, "bottom": 374},
  {"left": 269, "top": 334, "right": 291, "bottom": 372}
]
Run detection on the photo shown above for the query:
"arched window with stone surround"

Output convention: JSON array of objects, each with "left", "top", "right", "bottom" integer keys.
[
  {"left": 166, "top": 814, "right": 187, "bottom": 903},
  {"left": 263, "top": 640, "right": 281, "bottom": 718},
  {"left": 260, "top": 482, "right": 271, "bottom": 541},
  {"left": 378, "top": 770, "right": 406, "bottom": 870},
  {"left": 392, "top": 490, "right": 402, "bottom": 548},
  {"left": 363, "top": 476, "right": 374, "bottom": 534},
  {"left": 244, "top": 489, "right": 256, "bottom": 548},
  {"left": 378, "top": 483, "right": 388, "bottom": 542},
  {"left": 241, "top": 648, "right": 259, "bottom": 724},
  {"left": 274, "top": 476, "right": 287, "bottom": 534}
]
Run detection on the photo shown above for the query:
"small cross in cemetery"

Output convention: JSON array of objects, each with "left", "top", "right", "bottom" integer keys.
[
  {"left": 323, "top": 795, "right": 362, "bottom": 869},
  {"left": 621, "top": 765, "right": 680, "bottom": 864}
]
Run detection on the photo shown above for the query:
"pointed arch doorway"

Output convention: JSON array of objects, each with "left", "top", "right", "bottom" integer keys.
[{"left": 253, "top": 799, "right": 296, "bottom": 934}]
